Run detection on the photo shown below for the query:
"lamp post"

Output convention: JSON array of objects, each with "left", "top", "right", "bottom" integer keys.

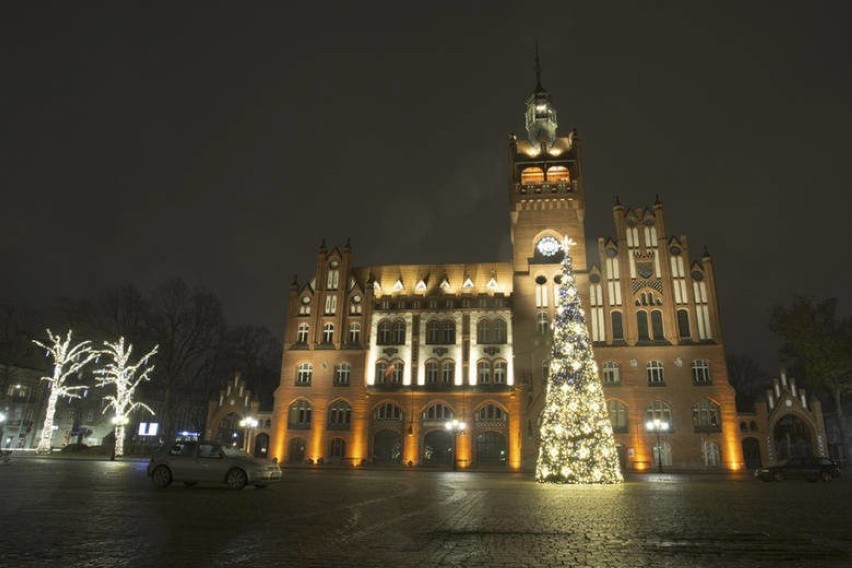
[
  {"left": 239, "top": 417, "right": 258, "bottom": 454},
  {"left": 645, "top": 418, "right": 669, "bottom": 473},
  {"left": 444, "top": 418, "right": 466, "bottom": 471}
]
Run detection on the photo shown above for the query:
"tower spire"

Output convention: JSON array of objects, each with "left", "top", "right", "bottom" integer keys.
[
  {"left": 535, "top": 39, "right": 543, "bottom": 91},
  {"left": 525, "top": 43, "right": 558, "bottom": 146}
]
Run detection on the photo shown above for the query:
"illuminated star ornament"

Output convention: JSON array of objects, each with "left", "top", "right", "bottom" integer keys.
[{"left": 535, "top": 237, "right": 623, "bottom": 484}]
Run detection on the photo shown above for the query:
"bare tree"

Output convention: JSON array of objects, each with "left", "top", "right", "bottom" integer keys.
[
  {"left": 726, "top": 354, "right": 771, "bottom": 412},
  {"left": 31, "top": 330, "right": 98, "bottom": 453},
  {"left": 95, "top": 337, "right": 158, "bottom": 457},
  {"left": 147, "top": 279, "right": 225, "bottom": 441}
]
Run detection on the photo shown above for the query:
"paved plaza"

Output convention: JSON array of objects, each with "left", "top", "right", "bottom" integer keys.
[{"left": 1, "top": 457, "right": 850, "bottom": 567}]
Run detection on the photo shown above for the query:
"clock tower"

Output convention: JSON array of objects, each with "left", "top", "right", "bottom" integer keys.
[{"left": 509, "top": 53, "right": 588, "bottom": 464}]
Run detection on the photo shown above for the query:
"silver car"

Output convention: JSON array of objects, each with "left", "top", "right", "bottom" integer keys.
[{"left": 147, "top": 441, "right": 282, "bottom": 490}]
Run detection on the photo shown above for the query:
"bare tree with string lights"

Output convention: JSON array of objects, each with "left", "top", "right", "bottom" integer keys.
[
  {"left": 535, "top": 238, "right": 623, "bottom": 484},
  {"left": 95, "top": 337, "right": 158, "bottom": 458},
  {"left": 32, "top": 329, "right": 98, "bottom": 453}
]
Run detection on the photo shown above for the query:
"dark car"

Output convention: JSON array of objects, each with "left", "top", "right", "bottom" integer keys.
[
  {"left": 755, "top": 457, "right": 841, "bottom": 482},
  {"left": 147, "top": 441, "right": 282, "bottom": 490}
]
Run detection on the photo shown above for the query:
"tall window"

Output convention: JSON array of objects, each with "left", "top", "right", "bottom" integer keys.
[
  {"left": 324, "top": 295, "right": 337, "bottom": 315},
  {"left": 611, "top": 311, "right": 624, "bottom": 340},
  {"left": 493, "top": 361, "right": 507, "bottom": 385},
  {"left": 476, "top": 404, "right": 507, "bottom": 423},
  {"left": 477, "top": 361, "right": 491, "bottom": 385},
  {"left": 703, "top": 441, "right": 721, "bottom": 466},
  {"left": 602, "top": 361, "right": 620, "bottom": 385},
  {"left": 607, "top": 400, "right": 628, "bottom": 433},
  {"left": 288, "top": 400, "right": 312, "bottom": 428},
  {"left": 374, "top": 402, "right": 401, "bottom": 421},
  {"left": 334, "top": 363, "right": 351, "bottom": 386},
  {"left": 477, "top": 318, "right": 508, "bottom": 344},
  {"left": 322, "top": 323, "right": 335, "bottom": 344},
  {"left": 677, "top": 309, "right": 691, "bottom": 338},
  {"left": 327, "top": 400, "right": 352, "bottom": 429},
  {"left": 651, "top": 310, "right": 664, "bottom": 339},
  {"left": 296, "top": 363, "right": 312, "bottom": 386},
  {"left": 427, "top": 319, "right": 455, "bottom": 344},
  {"left": 423, "top": 403, "right": 453, "bottom": 421},
  {"left": 377, "top": 319, "right": 405, "bottom": 345},
  {"left": 376, "top": 360, "right": 403, "bottom": 385},
  {"left": 637, "top": 311, "right": 650, "bottom": 340},
  {"left": 441, "top": 360, "right": 455, "bottom": 385},
  {"left": 327, "top": 265, "right": 339, "bottom": 290},
  {"left": 296, "top": 323, "right": 309, "bottom": 343},
  {"left": 329, "top": 438, "right": 346, "bottom": 458},
  {"left": 378, "top": 320, "right": 392, "bottom": 344},
  {"left": 535, "top": 276, "right": 548, "bottom": 308},
  {"left": 299, "top": 296, "right": 311, "bottom": 316},
  {"left": 645, "top": 400, "right": 672, "bottom": 429},
  {"left": 348, "top": 323, "right": 361, "bottom": 344},
  {"left": 692, "top": 360, "right": 711, "bottom": 384},
  {"left": 647, "top": 360, "right": 664, "bottom": 384},
  {"left": 536, "top": 311, "right": 550, "bottom": 335},
  {"left": 392, "top": 320, "right": 406, "bottom": 344},
  {"left": 425, "top": 361, "right": 439, "bottom": 385}
]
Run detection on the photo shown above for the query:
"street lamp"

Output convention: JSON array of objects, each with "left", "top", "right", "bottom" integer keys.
[
  {"left": 645, "top": 418, "right": 669, "bottom": 473},
  {"left": 239, "top": 417, "right": 258, "bottom": 454},
  {"left": 444, "top": 418, "right": 466, "bottom": 471}
]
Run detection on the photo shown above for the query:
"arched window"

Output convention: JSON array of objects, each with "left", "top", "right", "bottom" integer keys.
[
  {"left": 521, "top": 167, "right": 545, "bottom": 185},
  {"left": 296, "top": 363, "right": 312, "bottom": 386},
  {"left": 637, "top": 311, "right": 650, "bottom": 340},
  {"left": 329, "top": 438, "right": 346, "bottom": 458},
  {"left": 377, "top": 320, "right": 392, "bottom": 345},
  {"left": 647, "top": 360, "right": 664, "bottom": 384},
  {"left": 288, "top": 400, "right": 312, "bottom": 429},
  {"left": 334, "top": 363, "right": 351, "bottom": 386},
  {"left": 492, "top": 318, "right": 507, "bottom": 343},
  {"left": 296, "top": 323, "right": 309, "bottom": 343},
  {"left": 476, "top": 403, "right": 507, "bottom": 423},
  {"left": 425, "top": 361, "right": 439, "bottom": 385},
  {"left": 392, "top": 320, "right": 406, "bottom": 344},
  {"left": 427, "top": 319, "right": 441, "bottom": 344},
  {"left": 427, "top": 319, "right": 455, "bottom": 344},
  {"left": 441, "top": 360, "right": 455, "bottom": 385},
  {"left": 703, "top": 441, "right": 721, "bottom": 466},
  {"left": 348, "top": 323, "right": 361, "bottom": 344},
  {"left": 375, "top": 360, "right": 388, "bottom": 383},
  {"left": 535, "top": 276, "right": 548, "bottom": 308},
  {"left": 677, "top": 309, "right": 691, "bottom": 338},
  {"left": 546, "top": 165, "right": 570, "bottom": 182},
  {"left": 322, "top": 323, "right": 335, "bottom": 344},
  {"left": 327, "top": 400, "right": 352, "bottom": 429},
  {"left": 493, "top": 361, "right": 507, "bottom": 385},
  {"left": 327, "top": 267, "right": 339, "bottom": 290},
  {"left": 611, "top": 311, "right": 624, "bottom": 340},
  {"left": 378, "top": 360, "right": 403, "bottom": 385},
  {"left": 651, "top": 310, "right": 664, "bottom": 339},
  {"left": 692, "top": 399, "right": 721, "bottom": 431},
  {"left": 477, "top": 360, "right": 491, "bottom": 385},
  {"left": 602, "top": 361, "right": 620, "bottom": 385},
  {"left": 423, "top": 403, "right": 453, "bottom": 421},
  {"left": 692, "top": 360, "right": 711, "bottom": 384},
  {"left": 645, "top": 400, "right": 672, "bottom": 430},
  {"left": 607, "top": 400, "right": 628, "bottom": 433},
  {"left": 374, "top": 402, "right": 401, "bottom": 421}
]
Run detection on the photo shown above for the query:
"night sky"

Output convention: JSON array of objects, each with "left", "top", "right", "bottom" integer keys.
[{"left": 3, "top": 2, "right": 850, "bottom": 372}]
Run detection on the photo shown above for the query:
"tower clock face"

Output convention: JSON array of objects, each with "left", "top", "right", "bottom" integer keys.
[{"left": 537, "top": 236, "right": 561, "bottom": 257}]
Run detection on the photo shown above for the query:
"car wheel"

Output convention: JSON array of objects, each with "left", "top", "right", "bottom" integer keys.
[
  {"left": 773, "top": 471, "right": 784, "bottom": 482},
  {"left": 225, "top": 468, "right": 248, "bottom": 490},
  {"left": 821, "top": 471, "right": 833, "bottom": 483},
  {"left": 151, "top": 465, "right": 172, "bottom": 488}
]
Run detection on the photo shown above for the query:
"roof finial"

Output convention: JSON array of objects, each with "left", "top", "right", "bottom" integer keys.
[{"left": 534, "top": 39, "right": 543, "bottom": 91}]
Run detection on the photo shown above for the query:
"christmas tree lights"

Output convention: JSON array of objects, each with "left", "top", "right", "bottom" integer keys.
[
  {"left": 95, "top": 338, "right": 158, "bottom": 457},
  {"left": 33, "top": 330, "right": 98, "bottom": 453},
  {"left": 536, "top": 239, "right": 623, "bottom": 484}
]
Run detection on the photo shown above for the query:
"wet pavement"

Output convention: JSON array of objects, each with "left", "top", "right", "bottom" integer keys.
[{"left": 1, "top": 457, "right": 850, "bottom": 567}]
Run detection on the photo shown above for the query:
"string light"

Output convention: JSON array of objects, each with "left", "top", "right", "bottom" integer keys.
[{"left": 535, "top": 239, "right": 623, "bottom": 484}]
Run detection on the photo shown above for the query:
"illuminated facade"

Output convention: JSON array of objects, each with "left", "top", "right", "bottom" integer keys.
[{"left": 270, "top": 61, "right": 743, "bottom": 472}]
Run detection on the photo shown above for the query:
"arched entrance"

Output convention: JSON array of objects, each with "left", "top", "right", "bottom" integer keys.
[
  {"left": 475, "top": 432, "right": 507, "bottom": 466},
  {"left": 373, "top": 430, "right": 402, "bottom": 464},
  {"left": 253, "top": 432, "right": 269, "bottom": 458},
  {"left": 288, "top": 437, "right": 306, "bottom": 463},
  {"left": 742, "top": 437, "right": 761, "bottom": 469},
  {"left": 773, "top": 414, "right": 813, "bottom": 461},
  {"left": 422, "top": 430, "right": 453, "bottom": 467}
]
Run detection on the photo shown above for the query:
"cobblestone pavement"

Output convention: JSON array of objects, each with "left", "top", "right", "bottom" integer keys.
[{"left": 1, "top": 458, "right": 850, "bottom": 567}]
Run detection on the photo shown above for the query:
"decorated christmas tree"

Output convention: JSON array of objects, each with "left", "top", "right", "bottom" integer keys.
[{"left": 536, "top": 238, "right": 623, "bottom": 484}]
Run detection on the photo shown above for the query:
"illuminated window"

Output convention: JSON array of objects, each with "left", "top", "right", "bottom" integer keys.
[
  {"left": 441, "top": 360, "right": 455, "bottom": 385},
  {"left": 535, "top": 276, "right": 548, "bottom": 308},
  {"left": 521, "top": 167, "right": 545, "bottom": 184},
  {"left": 692, "top": 360, "right": 711, "bottom": 384},
  {"left": 324, "top": 295, "right": 337, "bottom": 315},
  {"left": 377, "top": 360, "right": 403, "bottom": 385},
  {"left": 477, "top": 361, "right": 491, "bottom": 384},
  {"left": 425, "top": 361, "right": 439, "bottom": 385},
  {"left": 602, "top": 361, "right": 620, "bottom": 385},
  {"left": 296, "top": 323, "right": 309, "bottom": 343},
  {"left": 322, "top": 323, "right": 334, "bottom": 343},
  {"left": 692, "top": 399, "right": 721, "bottom": 431},
  {"left": 288, "top": 400, "right": 312, "bottom": 429},
  {"left": 348, "top": 323, "right": 361, "bottom": 344},
  {"left": 647, "top": 360, "right": 664, "bottom": 384},
  {"left": 546, "top": 165, "right": 569, "bottom": 182},
  {"left": 423, "top": 403, "right": 453, "bottom": 421},
  {"left": 476, "top": 404, "right": 507, "bottom": 423},
  {"left": 536, "top": 311, "right": 550, "bottom": 335},
  {"left": 645, "top": 400, "right": 672, "bottom": 429},
  {"left": 334, "top": 363, "right": 351, "bottom": 386},
  {"left": 295, "top": 363, "right": 312, "bottom": 386},
  {"left": 493, "top": 361, "right": 507, "bottom": 385},
  {"left": 703, "top": 441, "right": 721, "bottom": 466},
  {"left": 374, "top": 402, "right": 401, "bottom": 421}
]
